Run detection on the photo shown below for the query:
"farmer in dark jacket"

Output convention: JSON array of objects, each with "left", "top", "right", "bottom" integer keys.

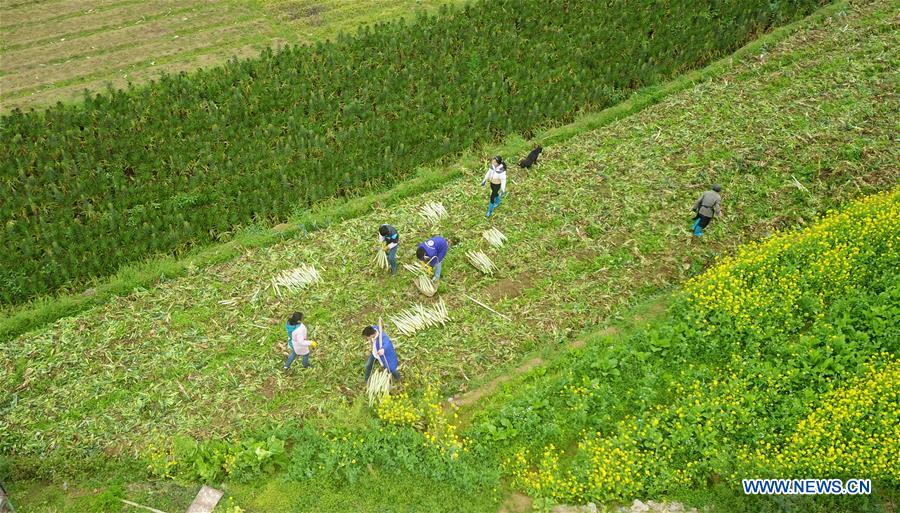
[
  {"left": 379, "top": 224, "right": 400, "bottom": 275},
  {"left": 691, "top": 184, "right": 723, "bottom": 237}
]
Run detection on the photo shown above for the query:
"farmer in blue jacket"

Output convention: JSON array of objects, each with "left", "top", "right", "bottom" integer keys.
[
  {"left": 415, "top": 235, "right": 449, "bottom": 282},
  {"left": 363, "top": 325, "right": 400, "bottom": 382}
]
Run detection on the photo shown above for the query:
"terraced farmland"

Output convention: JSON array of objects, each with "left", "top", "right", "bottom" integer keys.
[
  {"left": 0, "top": 0, "right": 456, "bottom": 111},
  {"left": 2, "top": 1, "right": 897, "bottom": 512}
]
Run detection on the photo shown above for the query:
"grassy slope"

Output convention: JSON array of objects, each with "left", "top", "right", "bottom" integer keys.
[
  {"left": 0, "top": 0, "right": 461, "bottom": 111},
  {"left": 0, "top": 0, "right": 845, "bottom": 343},
  {"left": 5, "top": 0, "right": 899, "bottom": 510},
  {"left": 4, "top": 0, "right": 897, "bottom": 471}
]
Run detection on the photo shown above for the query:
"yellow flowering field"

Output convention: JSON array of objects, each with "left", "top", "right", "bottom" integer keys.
[
  {"left": 683, "top": 189, "right": 899, "bottom": 340},
  {"left": 482, "top": 188, "right": 899, "bottom": 504},
  {"left": 743, "top": 355, "right": 899, "bottom": 481}
]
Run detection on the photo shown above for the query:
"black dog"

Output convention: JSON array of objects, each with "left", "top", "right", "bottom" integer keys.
[{"left": 518, "top": 146, "right": 543, "bottom": 168}]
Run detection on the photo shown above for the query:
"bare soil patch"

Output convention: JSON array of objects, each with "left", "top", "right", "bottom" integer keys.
[
  {"left": 499, "top": 492, "right": 533, "bottom": 513},
  {"left": 259, "top": 375, "right": 278, "bottom": 400},
  {"left": 485, "top": 273, "right": 534, "bottom": 301}
]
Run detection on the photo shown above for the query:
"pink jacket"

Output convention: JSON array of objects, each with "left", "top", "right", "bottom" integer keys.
[{"left": 290, "top": 323, "right": 310, "bottom": 355}]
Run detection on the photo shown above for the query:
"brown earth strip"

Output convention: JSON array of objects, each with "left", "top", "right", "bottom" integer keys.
[{"left": 484, "top": 274, "right": 534, "bottom": 302}]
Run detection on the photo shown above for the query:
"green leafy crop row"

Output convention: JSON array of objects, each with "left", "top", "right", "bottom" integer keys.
[{"left": 0, "top": 0, "right": 824, "bottom": 303}]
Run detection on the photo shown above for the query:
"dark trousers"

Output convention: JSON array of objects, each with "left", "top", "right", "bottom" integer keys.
[
  {"left": 364, "top": 355, "right": 401, "bottom": 381},
  {"left": 489, "top": 182, "right": 502, "bottom": 203},
  {"left": 692, "top": 214, "right": 712, "bottom": 236}
]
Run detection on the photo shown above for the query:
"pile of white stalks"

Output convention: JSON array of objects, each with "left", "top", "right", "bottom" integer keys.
[
  {"left": 466, "top": 250, "right": 497, "bottom": 275},
  {"left": 391, "top": 299, "right": 450, "bottom": 336},
  {"left": 419, "top": 202, "right": 448, "bottom": 224},
  {"left": 403, "top": 262, "right": 437, "bottom": 296},
  {"left": 367, "top": 368, "right": 392, "bottom": 407},
  {"left": 272, "top": 264, "right": 321, "bottom": 296},
  {"left": 374, "top": 244, "right": 390, "bottom": 271},
  {"left": 483, "top": 227, "right": 507, "bottom": 248}
]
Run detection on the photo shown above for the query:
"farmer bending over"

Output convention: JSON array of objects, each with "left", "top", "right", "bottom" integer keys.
[
  {"left": 481, "top": 155, "right": 507, "bottom": 218},
  {"left": 378, "top": 224, "right": 400, "bottom": 275},
  {"left": 284, "top": 311, "right": 316, "bottom": 372},
  {"left": 363, "top": 325, "right": 400, "bottom": 382},
  {"left": 691, "top": 184, "right": 723, "bottom": 237},
  {"left": 416, "top": 235, "right": 449, "bottom": 282}
]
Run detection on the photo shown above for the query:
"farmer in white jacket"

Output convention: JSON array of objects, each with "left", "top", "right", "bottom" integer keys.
[{"left": 481, "top": 155, "right": 507, "bottom": 218}]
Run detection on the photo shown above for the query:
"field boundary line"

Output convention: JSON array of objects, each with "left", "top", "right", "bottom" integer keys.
[{"left": 0, "top": 0, "right": 851, "bottom": 342}]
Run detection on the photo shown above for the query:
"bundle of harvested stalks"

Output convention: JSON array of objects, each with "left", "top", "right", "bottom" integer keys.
[
  {"left": 483, "top": 227, "right": 508, "bottom": 248},
  {"left": 272, "top": 264, "right": 321, "bottom": 296},
  {"left": 402, "top": 261, "right": 436, "bottom": 295},
  {"left": 374, "top": 248, "right": 389, "bottom": 271},
  {"left": 391, "top": 299, "right": 449, "bottom": 336},
  {"left": 403, "top": 262, "right": 428, "bottom": 276},
  {"left": 367, "top": 368, "right": 392, "bottom": 406},
  {"left": 415, "top": 275, "right": 437, "bottom": 296},
  {"left": 419, "top": 202, "right": 448, "bottom": 224},
  {"left": 466, "top": 250, "right": 497, "bottom": 275}
]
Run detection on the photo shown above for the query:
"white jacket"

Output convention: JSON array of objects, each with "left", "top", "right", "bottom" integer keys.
[{"left": 482, "top": 163, "right": 507, "bottom": 192}]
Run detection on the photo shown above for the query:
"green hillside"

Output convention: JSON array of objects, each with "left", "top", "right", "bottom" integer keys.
[
  {"left": 3, "top": 0, "right": 898, "bottom": 511},
  {"left": 0, "top": 0, "right": 824, "bottom": 304}
]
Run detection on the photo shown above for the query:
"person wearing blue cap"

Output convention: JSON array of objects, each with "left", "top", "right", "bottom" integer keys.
[{"left": 415, "top": 235, "right": 449, "bottom": 282}]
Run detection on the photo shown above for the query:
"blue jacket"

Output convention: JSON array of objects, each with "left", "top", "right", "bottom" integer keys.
[
  {"left": 371, "top": 326, "right": 399, "bottom": 373},
  {"left": 417, "top": 236, "right": 448, "bottom": 266}
]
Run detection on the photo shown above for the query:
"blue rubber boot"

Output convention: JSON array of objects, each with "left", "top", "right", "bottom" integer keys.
[
  {"left": 692, "top": 218, "right": 703, "bottom": 237},
  {"left": 486, "top": 201, "right": 495, "bottom": 218}
]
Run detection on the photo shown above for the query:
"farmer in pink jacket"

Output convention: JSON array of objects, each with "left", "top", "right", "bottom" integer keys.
[{"left": 283, "top": 311, "right": 316, "bottom": 371}]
